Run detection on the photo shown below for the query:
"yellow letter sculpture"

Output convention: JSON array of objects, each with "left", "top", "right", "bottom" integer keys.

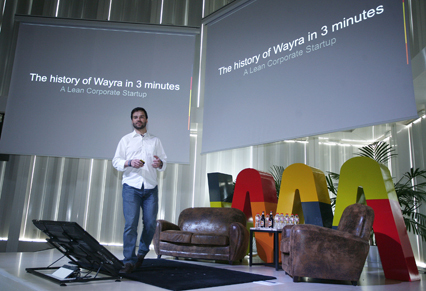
[{"left": 277, "top": 163, "right": 333, "bottom": 227}]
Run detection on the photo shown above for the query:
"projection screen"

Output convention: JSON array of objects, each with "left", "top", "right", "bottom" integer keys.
[
  {"left": 201, "top": 0, "right": 418, "bottom": 154},
  {"left": 0, "top": 17, "right": 197, "bottom": 163}
]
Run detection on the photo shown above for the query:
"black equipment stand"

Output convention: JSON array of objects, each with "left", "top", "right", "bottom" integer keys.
[{"left": 26, "top": 220, "right": 123, "bottom": 286}]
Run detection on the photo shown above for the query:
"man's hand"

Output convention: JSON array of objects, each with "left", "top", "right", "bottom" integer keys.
[
  {"left": 152, "top": 155, "right": 163, "bottom": 169},
  {"left": 130, "top": 159, "right": 145, "bottom": 168}
]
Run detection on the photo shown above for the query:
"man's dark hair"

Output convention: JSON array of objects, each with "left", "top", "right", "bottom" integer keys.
[{"left": 131, "top": 107, "right": 148, "bottom": 119}]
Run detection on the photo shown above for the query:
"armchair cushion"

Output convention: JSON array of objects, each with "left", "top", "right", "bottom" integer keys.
[
  {"left": 191, "top": 233, "right": 229, "bottom": 246},
  {"left": 160, "top": 230, "right": 193, "bottom": 244}
]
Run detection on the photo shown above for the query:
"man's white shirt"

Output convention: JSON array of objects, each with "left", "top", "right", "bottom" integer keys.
[{"left": 112, "top": 131, "right": 167, "bottom": 189}]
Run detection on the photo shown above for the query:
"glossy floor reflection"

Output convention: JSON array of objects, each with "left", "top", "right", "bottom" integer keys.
[{"left": 0, "top": 246, "right": 424, "bottom": 291}]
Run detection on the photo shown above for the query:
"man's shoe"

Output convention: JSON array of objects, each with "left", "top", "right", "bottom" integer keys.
[
  {"left": 134, "top": 255, "right": 145, "bottom": 269},
  {"left": 119, "top": 262, "right": 134, "bottom": 274}
]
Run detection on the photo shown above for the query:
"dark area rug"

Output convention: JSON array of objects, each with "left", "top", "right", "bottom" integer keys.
[{"left": 120, "top": 258, "right": 276, "bottom": 290}]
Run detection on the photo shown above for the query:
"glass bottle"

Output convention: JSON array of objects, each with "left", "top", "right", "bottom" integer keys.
[
  {"left": 290, "top": 214, "right": 294, "bottom": 225},
  {"left": 260, "top": 211, "right": 266, "bottom": 228},
  {"left": 255, "top": 213, "right": 261, "bottom": 228},
  {"left": 294, "top": 214, "right": 299, "bottom": 224},
  {"left": 268, "top": 211, "right": 274, "bottom": 228},
  {"left": 274, "top": 213, "right": 280, "bottom": 229}
]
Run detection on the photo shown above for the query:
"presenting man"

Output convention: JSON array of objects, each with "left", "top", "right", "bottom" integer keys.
[{"left": 112, "top": 107, "right": 167, "bottom": 274}]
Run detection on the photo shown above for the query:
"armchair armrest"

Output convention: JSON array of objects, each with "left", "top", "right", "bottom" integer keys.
[
  {"left": 282, "top": 225, "right": 294, "bottom": 238},
  {"left": 228, "top": 222, "right": 249, "bottom": 262},
  {"left": 153, "top": 220, "right": 180, "bottom": 255},
  {"left": 280, "top": 225, "right": 294, "bottom": 253},
  {"left": 157, "top": 219, "right": 180, "bottom": 231}
]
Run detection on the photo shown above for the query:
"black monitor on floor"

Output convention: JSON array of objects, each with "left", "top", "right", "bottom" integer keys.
[{"left": 31, "top": 219, "right": 123, "bottom": 277}]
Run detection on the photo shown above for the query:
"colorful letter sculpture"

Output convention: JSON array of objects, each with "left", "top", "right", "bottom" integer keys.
[
  {"left": 207, "top": 172, "right": 234, "bottom": 208},
  {"left": 231, "top": 168, "right": 277, "bottom": 263},
  {"left": 333, "top": 157, "right": 420, "bottom": 281},
  {"left": 277, "top": 163, "right": 333, "bottom": 227}
]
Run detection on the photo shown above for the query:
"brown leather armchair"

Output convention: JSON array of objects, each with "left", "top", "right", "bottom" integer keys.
[
  {"left": 153, "top": 207, "right": 249, "bottom": 264},
  {"left": 280, "top": 203, "right": 374, "bottom": 286}
]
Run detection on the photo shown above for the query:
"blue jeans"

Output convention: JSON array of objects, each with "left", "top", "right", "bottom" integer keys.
[{"left": 122, "top": 183, "right": 158, "bottom": 264}]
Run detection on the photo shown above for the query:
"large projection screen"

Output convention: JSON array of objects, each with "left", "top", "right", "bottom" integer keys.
[
  {"left": 201, "top": 0, "right": 418, "bottom": 154},
  {"left": 0, "top": 17, "right": 197, "bottom": 163}
]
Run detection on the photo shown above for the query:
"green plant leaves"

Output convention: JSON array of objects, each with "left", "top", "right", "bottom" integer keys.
[
  {"left": 355, "top": 141, "right": 396, "bottom": 164},
  {"left": 268, "top": 165, "right": 285, "bottom": 198}
]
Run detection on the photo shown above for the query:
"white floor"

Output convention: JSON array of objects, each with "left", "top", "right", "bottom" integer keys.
[{"left": 0, "top": 247, "right": 424, "bottom": 291}]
